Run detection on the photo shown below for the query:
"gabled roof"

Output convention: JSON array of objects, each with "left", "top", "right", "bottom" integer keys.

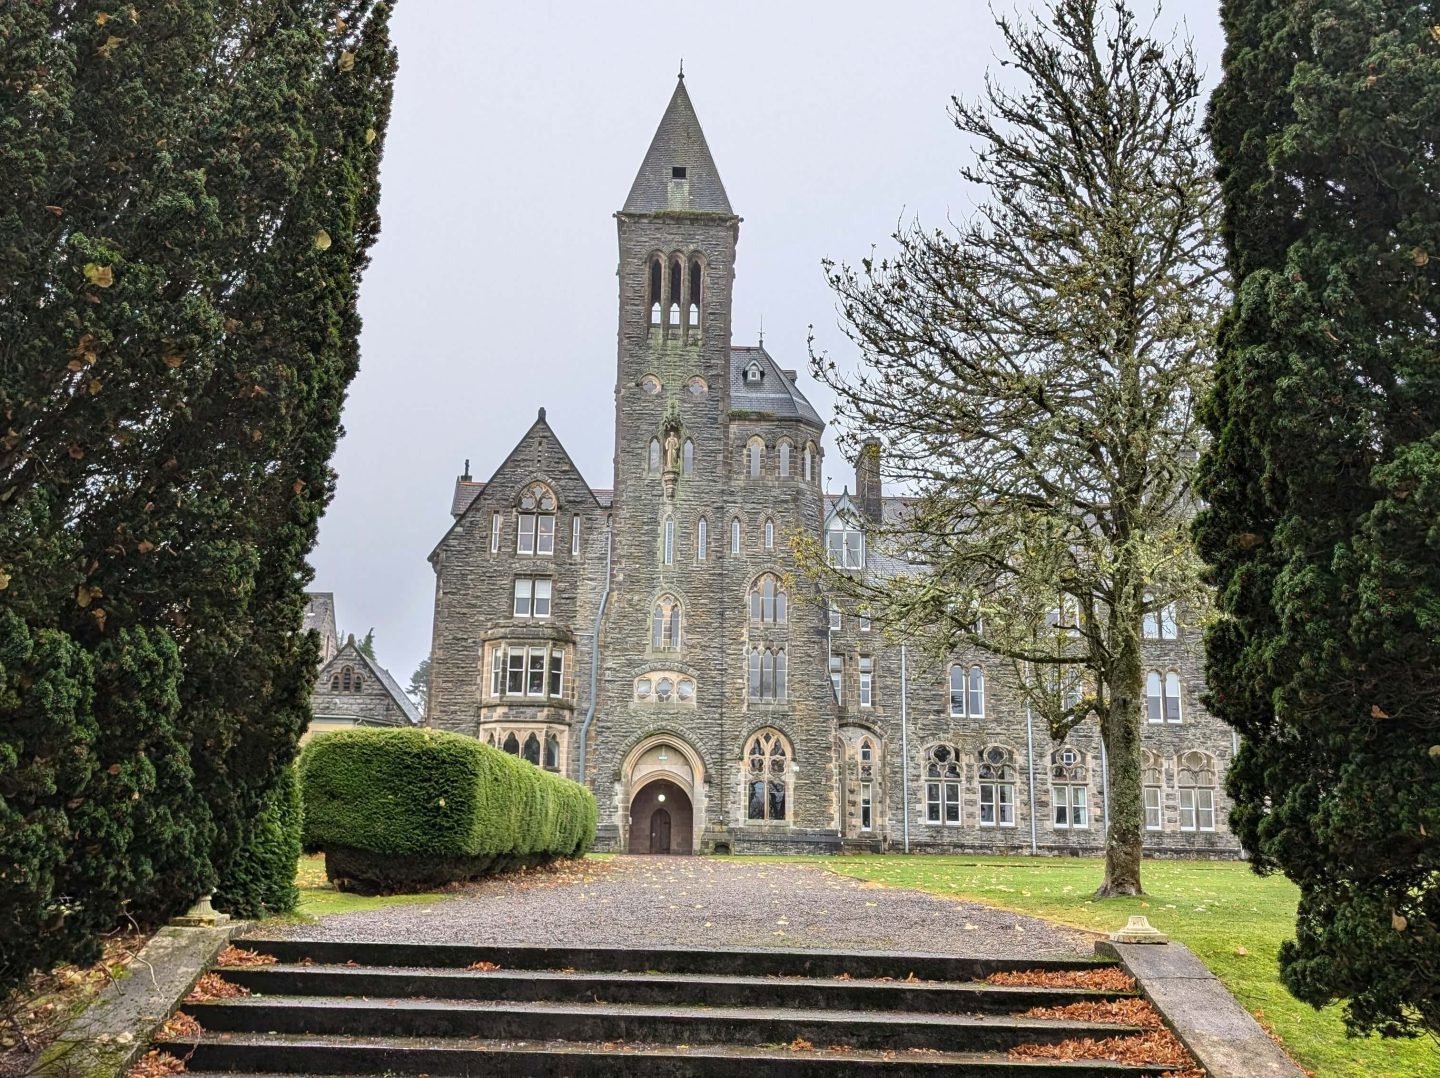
[
  {"left": 320, "top": 639, "right": 422, "bottom": 726},
  {"left": 731, "top": 345, "right": 824, "bottom": 427},
  {"left": 622, "top": 76, "right": 733, "bottom": 215},
  {"left": 824, "top": 490, "right": 921, "bottom": 577}
]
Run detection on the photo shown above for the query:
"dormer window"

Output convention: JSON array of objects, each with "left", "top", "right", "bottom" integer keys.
[
  {"left": 745, "top": 361, "right": 764, "bottom": 384},
  {"left": 672, "top": 166, "right": 687, "bottom": 179},
  {"left": 826, "top": 515, "right": 865, "bottom": 569}
]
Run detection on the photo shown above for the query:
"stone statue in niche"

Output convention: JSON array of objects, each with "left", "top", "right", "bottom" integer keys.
[{"left": 664, "top": 431, "right": 680, "bottom": 471}]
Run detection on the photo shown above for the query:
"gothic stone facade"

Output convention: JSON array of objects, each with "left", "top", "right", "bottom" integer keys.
[
  {"left": 427, "top": 77, "right": 1240, "bottom": 858},
  {"left": 305, "top": 593, "right": 421, "bottom": 742}
]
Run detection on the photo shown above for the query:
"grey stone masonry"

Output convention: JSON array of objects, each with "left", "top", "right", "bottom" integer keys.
[{"left": 427, "top": 74, "right": 1240, "bottom": 858}]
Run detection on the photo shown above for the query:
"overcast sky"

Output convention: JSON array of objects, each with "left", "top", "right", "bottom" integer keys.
[{"left": 311, "top": 0, "right": 1227, "bottom": 686}]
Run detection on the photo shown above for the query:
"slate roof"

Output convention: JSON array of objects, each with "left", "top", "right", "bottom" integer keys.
[
  {"left": 622, "top": 76, "right": 733, "bottom": 215},
  {"left": 824, "top": 491, "right": 922, "bottom": 577},
  {"left": 731, "top": 345, "right": 824, "bottom": 427}
]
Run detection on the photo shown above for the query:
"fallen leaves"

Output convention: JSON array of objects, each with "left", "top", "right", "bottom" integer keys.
[
  {"left": 465, "top": 960, "right": 502, "bottom": 972},
  {"left": 1010, "top": 1026, "right": 1195, "bottom": 1070},
  {"left": 986, "top": 967, "right": 1136, "bottom": 992},
  {"left": 788, "top": 1037, "right": 814, "bottom": 1051},
  {"left": 156, "top": 1011, "right": 202, "bottom": 1039},
  {"left": 184, "top": 972, "right": 248, "bottom": 1003},
  {"left": 1019, "top": 996, "right": 1162, "bottom": 1028},
  {"left": 214, "top": 946, "right": 276, "bottom": 968},
  {"left": 83, "top": 262, "right": 114, "bottom": 287},
  {"left": 124, "top": 1049, "right": 186, "bottom": 1077}
]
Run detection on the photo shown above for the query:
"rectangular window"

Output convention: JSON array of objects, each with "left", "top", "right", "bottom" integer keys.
[
  {"left": 527, "top": 648, "right": 546, "bottom": 696},
  {"left": 829, "top": 603, "right": 842, "bottom": 631},
  {"left": 1164, "top": 672, "right": 1183, "bottom": 724},
  {"left": 490, "top": 511, "right": 501, "bottom": 553},
  {"left": 1197, "top": 788, "right": 1216, "bottom": 831},
  {"left": 829, "top": 655, "right": 843, "bottom": 704},
  {"left": 517, "top": 513, "right": 536, "bottom": 554},
  {"left": 536, "top": 514, "right": 555, "bottom": 555},
  {"left": 858, "top": 656, "right": 873, "bottom": 708},
  {"left": 860, "top": 782, "right": 872, "bottom": 831},
  {"left": 663, "top": 518, "right": 674, "bottom": 565},
  {"left": 490, "top": 647, "right": 503, "bottom": 697},
  {"left": 943, "top": 782, "right": 960, "bottom": 824},
  {"left": 980, "top": 783, "right": 1015, "bottom": 827},
  {"left": 1144, "top": 786, "right": 1162, "bottom": 831},
  {"left": 928, "top": 782, "right": 961, "bottom": 825},
  {"left": 926, "top": 782, "right": 941, "bottom": 823},
  {"left": 549, "top": 650, "right": 564, "bottom": 697},
  {"left": 1054, "top": 786, "right": 1089, "bottom": 829},
  {"left": 506, "top": 650, "right": 525, "bottom": 694},
  {"left": 513, "top": 577, "right": 551, "bottom": 618},
  {"left": 1179, "top": 788, "right": 1196, "bottom": 831},
  {"left": 859, "top": 615, "right": 871, "bottom": 632},
  {"left": 1160, "top": 603, "right": 1178, "bottom": 640},
  {"left": 731, "top": 519, "right": 741, "bottom": 553},
  {"left": 571, "top": 514, "right": 581, "bottom": 556}
]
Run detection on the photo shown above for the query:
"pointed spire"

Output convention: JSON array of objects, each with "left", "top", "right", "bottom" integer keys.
[{"left": 622, "top": 76, "right": 732, "bottom": 215}]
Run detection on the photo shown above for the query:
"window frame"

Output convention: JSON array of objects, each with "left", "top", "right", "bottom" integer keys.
[
  {"left": 858, "top": 655, "right": 873, "bottom": 708},
  {"left": 513, "top": 576, "right": 552, "bottom": 618},
  {"left": 1144, "top": 785, "right": 1163, "bottom": 831},
  {"left": 1052, "top": 785, "right": 1089, "bottom": 829}
]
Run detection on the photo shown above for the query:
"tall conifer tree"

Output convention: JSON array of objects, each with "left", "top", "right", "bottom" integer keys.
[
  {"left": 0, "top": 2, "right": 396, "bottom": 994},
  {"left": 1197, "top": 0, "right": 1440, "bottom": 1037}
]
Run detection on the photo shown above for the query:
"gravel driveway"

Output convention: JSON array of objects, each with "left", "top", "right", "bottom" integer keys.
[{"left": 258, "top": 857, "right": 1096, "bottom": 958}]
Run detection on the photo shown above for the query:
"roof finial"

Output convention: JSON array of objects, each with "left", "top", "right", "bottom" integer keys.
[
  {"left": 678, "top": 58, "right": 684, "bottom": 80},
  {"left": 462, "top": 458, "right": 471, "bottom": 480},
  {"left": 758, "top": 312, "right": 764, "bottom": 348}
]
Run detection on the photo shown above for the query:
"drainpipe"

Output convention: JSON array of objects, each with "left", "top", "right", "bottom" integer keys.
[
  {"left": 576, "top": 517, "right": 613, "bottom": 784},
  {"left": 900, "top": 643, "right": 910, "bottom": 854},
  {"left": 1025, "top": 703, "right": 1038, "bottom": 855}
]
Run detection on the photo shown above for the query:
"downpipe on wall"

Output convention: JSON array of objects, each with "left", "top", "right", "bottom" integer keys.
[{"left": 576, "top": 517, "right": 613, "bottom": 784}]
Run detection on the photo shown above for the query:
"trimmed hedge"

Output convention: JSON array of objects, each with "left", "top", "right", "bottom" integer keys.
[
  {"left": 214, "top": 765, "right": 303, "bottom": 918},
  {"left": 297, "top": 728, "right": 596, "bottom": 894}
]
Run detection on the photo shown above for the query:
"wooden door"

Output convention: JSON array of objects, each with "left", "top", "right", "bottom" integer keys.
[{"left": 649, "top": 808, "right": 672, "bottom": 854}]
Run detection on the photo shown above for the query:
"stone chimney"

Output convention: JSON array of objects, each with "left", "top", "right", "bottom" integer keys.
[{"left": 855, "top": 437, "right": 883, "bottom": 523}]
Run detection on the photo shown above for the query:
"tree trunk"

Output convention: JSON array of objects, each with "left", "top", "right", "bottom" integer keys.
[{"left": 1097, "top": 624, "right": 1145, "bottom": 897}]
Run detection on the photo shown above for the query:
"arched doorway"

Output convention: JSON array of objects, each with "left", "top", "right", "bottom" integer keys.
[{"left": 628, "top": 778, "right": 693, "bottom": 854}]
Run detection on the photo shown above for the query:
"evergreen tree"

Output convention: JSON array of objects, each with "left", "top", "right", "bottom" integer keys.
[
  {"left": 0, "top": 1, "right": 396, "bottom": 995},
  {"left": 804, "top": 0, "right": 1223, "bottom": 896},
  {"left": 356, "top": 628, "right": 377, "bottom": 661},
  {"left": 1196, "top": 0, "right": 1440, "bottom": 1037},
  {"left": 408, "top": 656, "right": 430, "bottom": 717}
]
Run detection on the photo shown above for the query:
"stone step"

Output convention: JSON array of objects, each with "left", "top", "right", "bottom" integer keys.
[
  {"left": 237, "top": 937, "right": 1111, "bottom": 982},
  {"left": 183, "top": 996, "right": 1141, "bottom": 1053},
  {"left": 220, "top": 963, "right": 1132, "bottom": 1015},
  {"left": 156, "top": 1031, "right": 1162, "bottom": 1076}
]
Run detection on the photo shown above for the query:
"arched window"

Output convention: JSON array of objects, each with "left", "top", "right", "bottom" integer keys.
[
  {"left": 353, "top": 675, "right": 364, "bottom": 692},
  {"left": 948, "top": 664, "right": 984, "bottom": 717},
  {"left": 503, "top": 732, "right": 520, "bottom": 756},
  {"left": 648, "top": 257, "right": 662, "bottom": 325},
  {"left": 803, "top": 443, "right": 815, "bottom": 481},
  {"left": 778, "top": 440, "right": 791, "bottom": 477},
  {"left": 744, "top": 729, "right": 791, "bottom": 821},
  {"left": 330, "top": 674, "right": 340, "bottom": 691},
  {"left": 925, "top": 744, "right": 962, "bottom": 826},
  {"left": 648, "top": 438, "right": 661, "bottom": 473},
  {"left": 341, "top": 666, "right": 352, "bottom": 692},
  {"left": 1177, "top": 751, "right": 1217, "bottom": 832},
  {"left": 696, "top": 517, "right": 708, "bottom": 560},
  {"left": 857, "top": 737, "right": 875, "bottom": 831},
  {"left": 1147, "top": 670, "right": 1182, "bottom": 723},
  {"left": 662, "top": 516, "right": 675, "bottom": 565},
  {"left": 977, "top": 746, "right": 1018, "bottom": 828},
  {"left": 749, "top": 573, "right": 788, "bottom": 624},
  {"left": 523, "top": 733, "right": 541, "bottom": 765},
  {"left": 731, "top": 518, "right": 742, "bottom": 553},
  {"left": 669, "top": 258, "right": 683, "bottom": 325},
  {"left": 688, "top": 257, "right": 702, "bottom": 325},
  {"left": 485, "top": 731, "right": 495, "bottom": 746},
  {"left": 1143, "top": 749, "right": 1164, "bottom": 830},
  {"left": 860, "top": 739, "right": 873, "bottom": 764},
  {"left": 652, "top": 595, "right": 682, "bottom": 650},
  {"left": 764, "top": 518, "right": 775, "bottom": 549},
  {"left": 747, "top": 437, "right": 765, "bottom": 479},
  {"left": 1143, "top": 592, "right": 1179, "bottom": 640},
  {"left": 1051, "top": 747, "right": 1089, "bottom": 829},
  {"left": 517, "top": 482, "right": 557, "bottom": 556},
  {"left": 544, "top": 733, "right": 559, "bottom": 771},
  {"left": 682, "top": 439, "right": 694, "bottom": 475}
]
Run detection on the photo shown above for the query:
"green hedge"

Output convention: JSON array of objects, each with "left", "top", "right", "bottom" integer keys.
[
  {"left": 297, "top": 728, "right": 596, "bottom": 893},
  {"left": 214, "top": 765, "right": 303, "bottom": 918}
]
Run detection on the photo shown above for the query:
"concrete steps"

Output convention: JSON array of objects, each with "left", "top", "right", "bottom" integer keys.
[{"left": 154, "top": 938, "right": 1171, "bottom": 1076}]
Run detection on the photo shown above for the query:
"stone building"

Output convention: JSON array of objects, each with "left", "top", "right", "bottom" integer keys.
[
  {"left": 427, "top": 76, "right": 1239, "bottom": 858},
  {"left": 304, "top": 592, "right": 421, "bottom": 742}
]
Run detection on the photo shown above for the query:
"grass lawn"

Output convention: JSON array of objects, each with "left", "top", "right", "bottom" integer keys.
[
  {"left": 287, "top": 853, "right": 448, "bottom": 919},
  {"left": 813, "top": 854, "right": 1435, "bottom": 1078}
]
